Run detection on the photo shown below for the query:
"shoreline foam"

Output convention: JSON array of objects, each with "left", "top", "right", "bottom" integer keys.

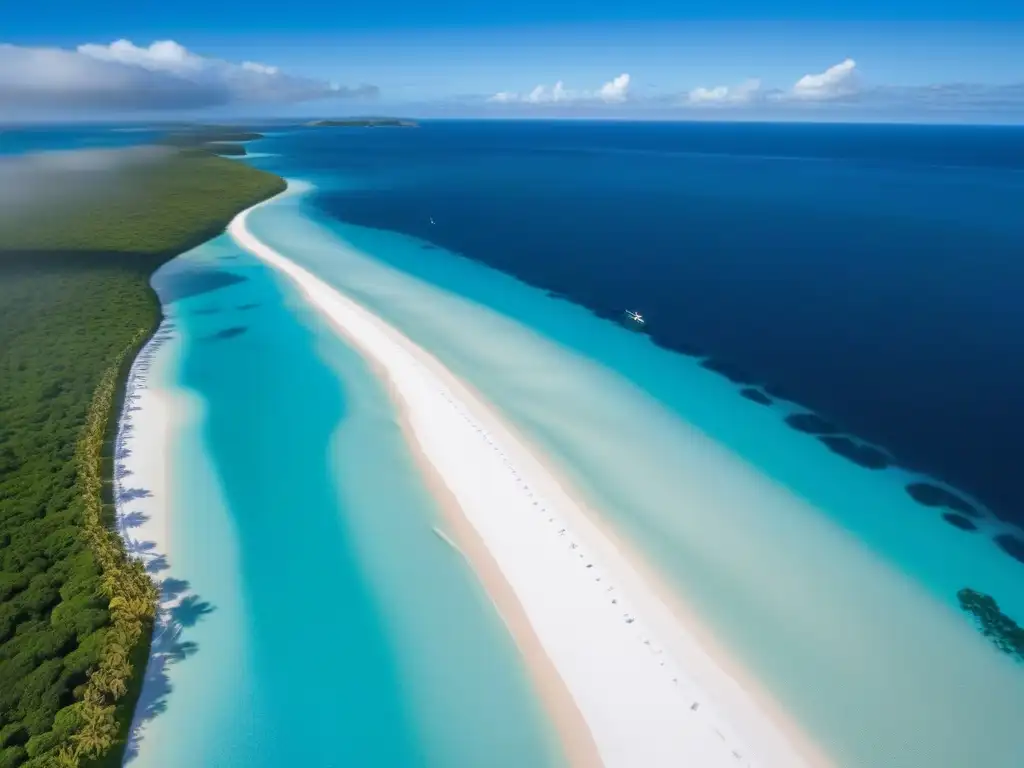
[{"left": 230, "top": 185, "right": 826, "bottom": 768}]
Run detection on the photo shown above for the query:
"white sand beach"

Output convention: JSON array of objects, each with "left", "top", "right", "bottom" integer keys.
[
  {"left": 114, "top": 322, "right": 175, "bottom": 579},
  {"left": 230, "top": 186, "right": 827, "bottom": 768},
  {"left": 112, "top": 318, "right": 195, "bottom": 757}
]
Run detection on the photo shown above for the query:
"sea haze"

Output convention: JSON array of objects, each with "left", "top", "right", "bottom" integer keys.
[
  {"left": 268, "top": 119, "right": 1024, "bottom": 529},
  {"left": 0, "top": 124, "right": 164, "bottom": 154}
]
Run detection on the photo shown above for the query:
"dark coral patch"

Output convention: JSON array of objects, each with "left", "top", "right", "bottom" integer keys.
[
  {"left": 193, "top": 306, "right": 221, "bottom": 316},
  {"left": 785, "top": 413, "right": 841, "bottom": 435},
  {"left": 236, "top": 303, "right": 260, "bottom": 311},
  {"left": 818, "top": 436, "right": 890, "bottom": 470},
  {"left": 207, "top": 326, "right": 248, "bottom": 341},
  {"left": 740, "top": 388, "right": 772, "bottom": 406},
  {"left": 943, "top": 513, "right": 978, "bottom": 532},
  {"left": 995, "top": 534, "right": 1024, "bottom": 565},
  {"left": 699, "top": 358, "right": 757, "bottom": 385},
  {"left": 957, "top": 588, "right": 1024, "bottom": 661},
  {"left": 158, "top": 268, "right": 246, "bottom": 302},
  {"left": 905, "top": 482, "right": 980, "bottom": 518}
]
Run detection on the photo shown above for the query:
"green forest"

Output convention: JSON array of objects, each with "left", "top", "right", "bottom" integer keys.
[
  {"left": 0, "top": 150, "right": 284, "bottom": 768},
  {"left": 157, "top": 127, "right": 265, "bottom": 157}
]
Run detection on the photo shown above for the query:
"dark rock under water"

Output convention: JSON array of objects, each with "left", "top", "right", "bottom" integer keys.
[
  {"left": 943, "top": 513, "right": 978, "bottom": 532},
  {"left": 206, "top": 326, "right": 248, "bottom": 341},
  {"left": 818, "top": 436, "right": 890, "bottom": 470},
  {"left": 957, "top": 587, "right": 1024, "bottom": 662},
  {"left": 905, "top": 483, "right": 980, "bottom": 518},
  {"left": 994, "top": 534, "right": 1024, "bottom": 565},
  {"left": 158, "top": 268, "right": 247, "bottom": 303},
  {"left": 785, "top": 413, "right": 842, "bottom": 435},
  {"left": 740, "top": 388, "right": 772, "bottom": 406}
]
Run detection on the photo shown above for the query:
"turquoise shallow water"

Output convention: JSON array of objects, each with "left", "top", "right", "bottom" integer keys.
[
  {"left": 130, "top": 235, "right": 561, "bottom": 766},
  {"left": 241, "top": 186, "right": 1024, "bottom": 768}
]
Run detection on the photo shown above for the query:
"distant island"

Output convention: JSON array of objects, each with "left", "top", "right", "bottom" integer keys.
[{"left": 306, "top": 117, "right": 418, "bottom": 128}]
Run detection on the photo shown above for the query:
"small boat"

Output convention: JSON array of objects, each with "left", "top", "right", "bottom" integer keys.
[
  {"left": 429, "top": 216, "right": 436, "bottom": 225},
  {"left": 625, "top": 309, "right": 645, "bottom": 325}
]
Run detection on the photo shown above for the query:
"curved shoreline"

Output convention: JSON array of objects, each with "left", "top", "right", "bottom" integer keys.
[
  {"left": 113, "top": 315, "right": 189, "bottom": 762},
  {"left": 230, "top": 185, "right": 826, "bottom": 768}
]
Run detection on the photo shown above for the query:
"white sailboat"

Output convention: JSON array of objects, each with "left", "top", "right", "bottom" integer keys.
[{"left": 625, "top": 309, "right": 645, "bottom": 325}]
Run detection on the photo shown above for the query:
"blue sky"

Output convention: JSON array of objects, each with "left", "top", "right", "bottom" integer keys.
[{"left": 4, "top": 0, "right": 1024, "bottom": 121}]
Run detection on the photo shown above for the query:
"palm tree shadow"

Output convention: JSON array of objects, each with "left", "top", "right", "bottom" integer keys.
[
  {"left": 171, "top": 595, "right": 216, "bottom": 628},
  {"left": 113, "top": 308, "right": 219, "bottom": 764},
  {"left": 118, "top": 487, "right": 153, "bottom": 503},
  {"left": 122, "top": 574, "right": 215, "bottom": 764},
  {"left": 121, "top": 511, "right": 150, "bottom": 529},
  {"left": 160, "top": 578, "right": 190, "bottom": 601}
]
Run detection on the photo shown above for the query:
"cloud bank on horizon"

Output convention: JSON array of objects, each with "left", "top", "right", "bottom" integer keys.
[
  {"left": 486, "top": 59, "right": 863, "bottom": 109},
  {"left": 486, "top": 57, "right": 1023, "bottom": 117},
  {"left": 681, "top": 58, "right": 857, "bottom": 105},
  {"left": 489, "top": 73, "right": 631, "bottom": 104},
  {"left": 0, "top": 39, "right": 378, "bottom": 111}
]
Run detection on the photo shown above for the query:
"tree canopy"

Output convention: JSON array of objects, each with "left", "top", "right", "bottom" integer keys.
[{"left": 0, "top": 148, "right": 284, "bottom": 767}]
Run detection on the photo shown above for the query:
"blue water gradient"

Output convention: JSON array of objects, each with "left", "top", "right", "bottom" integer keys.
[
  {"left": 252, "top": 120, "right": 1024, "bottom": 532},
  {"left": 131, "top": 236, "right": 562, "bottom": 767},
  {"left": 13, "top": 122, "right": 1024, "bottom": 766},
  {"left": 236, "top": 160, "right": 1024, "bottom": 764}
]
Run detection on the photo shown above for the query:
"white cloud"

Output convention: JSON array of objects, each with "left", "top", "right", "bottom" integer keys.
[
  {"left": 77, "top": 39, "right": 204, "bottom": 74},
  {"left": 687, "top": 79, "right": 761, "bottom": 105},
  {"left": 0, "top": 39, "right": 378, "bottom": 112},
  {"left": 599, "top": 73, "right": 631, "bottom": 103},
  {"left": 522, "top": 81, "right": 571, "bottom": 104},
  {"left": 789, "top": 58, "right": 858, "bottom": 100},
  {"left": 488, "top": 73, "right": 631, "bottom": 105},
  {"left": 241, "top": 61, "right": 280, "bottom": 76}
]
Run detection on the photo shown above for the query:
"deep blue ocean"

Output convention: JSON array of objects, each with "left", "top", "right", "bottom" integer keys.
[{"left": 265, "top": 120, "right": 1024, "bottom": 530}]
